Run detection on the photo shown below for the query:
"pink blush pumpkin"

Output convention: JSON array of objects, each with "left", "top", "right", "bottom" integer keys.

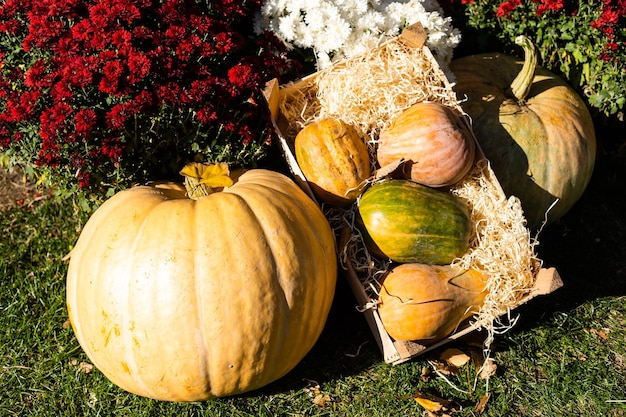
[{"left": 376, "top": 101, "right": 476, "bottom": 187}]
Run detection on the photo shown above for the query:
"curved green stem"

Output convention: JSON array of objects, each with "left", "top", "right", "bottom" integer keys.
[{"left": 510, "top": 35, "right": 537, "bottom": 103}]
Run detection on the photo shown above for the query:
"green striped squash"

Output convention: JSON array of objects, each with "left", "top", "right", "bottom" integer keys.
[{"left": 357, "top": 180, "right": 471, "bottom": 264}]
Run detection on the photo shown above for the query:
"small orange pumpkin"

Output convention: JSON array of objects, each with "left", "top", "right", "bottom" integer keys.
[
  {"left": 377, "top": 263, "right": 488, "bottom": 344},
  {"left": 295, "top": 118, "right": 371, "bottom": 205},
  {"left": 376, "top": 102, "right": 476, "bottom": 187}
]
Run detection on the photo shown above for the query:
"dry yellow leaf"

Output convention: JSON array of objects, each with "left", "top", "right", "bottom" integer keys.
[
  {"left": 474, "top": 393, "right": 491, "bottom": 414},
  {"left": 180, "top": 162, "right": 235, "bottom": 198},
  {"left": 479, "top": 358, "right": 497, "bottom": 379},
  {"left": 180, "top": 162, "right": 233, "bottom": 188},
  {"left": 312, "top": 393, "right": 331, "bottom": 407},
  {"left": 588, "top": 328, "right": 610, "bottom": 340},
  {"left": 414, "top": 390, "right": 452, "bottom": 413},
  {"left": 429, "top": 359, "right": 458, "bottom": 376},
  {"left": 305, "top": 383, "right": 331, "bottom": 407},
  {"left": 415, "top": 397, "right": 443, "bottom": 412},
  {"left": 70, "top": 359, "right": 94, "bottom": 374},
  {"left": 440, "top": 348, "right": 471, "bottom": 368}
]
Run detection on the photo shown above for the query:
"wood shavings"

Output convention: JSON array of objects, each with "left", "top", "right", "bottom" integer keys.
[
  {"left": 279, "top": 37, "right": 459, "bottom": 142},
  {"left": 315, "top": 41, "right": 458, "bottom": 136},
  {"left": 279, "top": 79, "right": 320, "bottom": 139},
  {"left": 325, "top": 206, "right": 390, "bottom": 292},
  {"left": 450, "top": 160, "right": 542, "bottom": 347},
  {"left": 276, "top": 26, "right": 541, "bottom": 353}
]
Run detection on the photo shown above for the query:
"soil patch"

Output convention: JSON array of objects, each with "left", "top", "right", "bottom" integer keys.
[{"left": 0, "top": 166, "right": 49, "bottom": 210}]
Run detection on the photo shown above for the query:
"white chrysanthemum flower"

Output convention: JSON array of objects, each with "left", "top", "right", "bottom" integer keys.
[
  {"left": 317, "top": 15, "right": 352, "bottom": 51},
  {"left": 343, "top": 32, "right": 382, "bottom": 59},
  {"left": 354, "top": 10, "right": 387, "bottom": 36},
  {"left": 315, "top": 50, "right": 334, "bottom": 69},
  {"left": 277, "top": 14, "right": 299, "bottom": 41},
  {"left": 256, "top": 0, "right": 461, "bottom": 70}
]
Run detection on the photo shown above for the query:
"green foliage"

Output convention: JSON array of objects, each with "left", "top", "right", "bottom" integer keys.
[{"left": 460, "top": 0, "right": 626, "bottom": 120}]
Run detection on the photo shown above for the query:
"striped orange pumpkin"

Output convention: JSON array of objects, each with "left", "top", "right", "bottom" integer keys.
[{"left": 295, "top": 118, "right": 371, "bottom": 205}]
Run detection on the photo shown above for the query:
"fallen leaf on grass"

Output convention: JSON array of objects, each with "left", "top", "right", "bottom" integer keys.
[
  {"left": 70, "top": 359, "right": 94, "bottom": 374},
  {"left": 428, "top": 348, "right": 472, "bottom": 377},
  {"left": 478, "top": 358, "right": 497, "bottom": 380},
  {"left": 88, "top": 391, "right": 98, "bottom": 408},
  {"left": 470, "top": 350, "right": 498, "bottom": 380},
  {"left": 305, "top": 383, "right": 331, "bottom": 407},
  {"left": 474, "top": 393, "right": 491, "bottom": 414},
  {"left": 312, "top": 392, "right": 331, "bottom": 407},
  {"left": 428, "top": 359, "right": 458, "bottom": 376},
  {"left": 439, "top": 348, "right": 470, "bottom": 368},
  {"left": 588, "top": 328, "right": 611, "bottom": 340},
  {"left": 413, "top": 390, "right": 454, "bottom": 414}
]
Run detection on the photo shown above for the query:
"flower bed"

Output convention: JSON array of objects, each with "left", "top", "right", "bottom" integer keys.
[{"left": 0, "top": 0, "right": 296, "bottom": 195}]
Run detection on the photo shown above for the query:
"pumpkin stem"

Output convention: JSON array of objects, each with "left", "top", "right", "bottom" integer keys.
[
  {"left": 509, "top": 35, "right": 537, "bottom": 103},
  {"left": 179, "top": 162, "right": 234, "bottom": 200}
]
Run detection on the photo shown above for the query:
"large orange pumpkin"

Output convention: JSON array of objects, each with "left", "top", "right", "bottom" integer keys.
[
  {"left": 450, "top": 36, "right": 596, "bottom": 229},
  {"left": 66, "top": 163, "right": 337, "bottom": 402}
]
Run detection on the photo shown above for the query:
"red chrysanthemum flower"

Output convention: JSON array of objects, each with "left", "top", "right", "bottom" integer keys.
[
  {"left": 534, "top": 0, "right": 564, "bottom": 16},
  {"left": 496, "top": 0, "right": 521, "bottom": 18},
  {"left": 0, "top": 0, "right": 297, "bottom": 190}
]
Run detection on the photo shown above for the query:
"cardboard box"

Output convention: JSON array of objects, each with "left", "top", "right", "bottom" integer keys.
[{"left": 263, "top": 24, "right": 563, "bottom": 365}]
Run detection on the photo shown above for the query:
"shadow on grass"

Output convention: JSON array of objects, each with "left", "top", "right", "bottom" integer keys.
[{"left": 512, "top": 149, "right": 626, "bottom": 331}]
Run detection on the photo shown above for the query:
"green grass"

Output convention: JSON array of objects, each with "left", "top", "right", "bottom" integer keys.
[{"left": 2, "top": 154, "right": 626, "bottom": 416}]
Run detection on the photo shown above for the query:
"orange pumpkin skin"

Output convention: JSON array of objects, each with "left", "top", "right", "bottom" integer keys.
[
  {"left": 377, "top": 263, "right": 487, "bottom": 344},
  {"left": 450, "top": 37, "right": 596, "bottom": 229},
  {"left": 295, "top": 118, "right": 371, "bottom": 205},
  {"left": 66, "top": 169, "right": 337, "bottom": 401},
  {"left": 376, "top": 102, "right": 476, "bottom": 187}
]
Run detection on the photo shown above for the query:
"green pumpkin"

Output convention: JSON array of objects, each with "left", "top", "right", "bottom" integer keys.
[
  {"left": 450, "top": 36, "right": 596, "bottom": 229},
  {"left": 357, "top": 179, "right": 471, "bottom": 264}
]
